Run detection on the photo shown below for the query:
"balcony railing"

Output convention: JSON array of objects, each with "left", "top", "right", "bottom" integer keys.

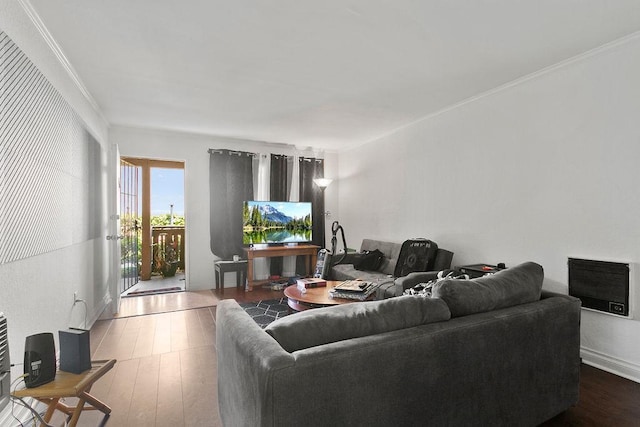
[{"left": 151, "top": 226, "right": 185, "bottom": 273}]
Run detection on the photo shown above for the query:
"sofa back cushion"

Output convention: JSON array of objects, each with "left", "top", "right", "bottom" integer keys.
[
  {"left": 360, "top": 239, "right": 402, "bottom": 274},
  {"left": 265, "top": 296, "right": 451, "bottom": 353},
  {"left": 431, "top": 262, "right": 544, "bottom": 317}
]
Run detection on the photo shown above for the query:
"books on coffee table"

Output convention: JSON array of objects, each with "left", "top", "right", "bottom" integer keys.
[
  {"left": 296, "top": 277, "right": 327, "bottom": 289},
  {"left": 329, "top": 280, "right": 378, "bottom": 300}
]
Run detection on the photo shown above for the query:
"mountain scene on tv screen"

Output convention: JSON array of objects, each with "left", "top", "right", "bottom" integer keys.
[{"left": 243, "top": 202, "right": 312, "bottom": 244}]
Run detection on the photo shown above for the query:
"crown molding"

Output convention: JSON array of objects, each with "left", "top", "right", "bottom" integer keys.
[
  {"left": 353, "top": 29, "right": 640, "bottom": 152},
  {"left": 18, "top": 0, "right": 107, "bottom": 125}
]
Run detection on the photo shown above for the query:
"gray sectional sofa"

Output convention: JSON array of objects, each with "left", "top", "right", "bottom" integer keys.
[
  {"left": 329, "top": 238, "right": 453, "bottom": 282},
  {"left": 216, "top": 262, "right": 581, "bottom": 427}
]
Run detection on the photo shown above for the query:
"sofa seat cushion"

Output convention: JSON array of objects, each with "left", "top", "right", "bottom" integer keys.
[
  {"left": 360, "top": 239, "right": 402, "bottom": 275},
  {"left": 265, "top": 295, "right": 451, "bottom": 352},
  {"left": 331, "top": 263, "right": 394, "bottom": 282},
  {"left": 431, "top": 261, "right": 544, "bottom": 317}
]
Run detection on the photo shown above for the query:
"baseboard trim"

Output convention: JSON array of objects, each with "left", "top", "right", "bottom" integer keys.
[
  {"left": 95, "top": 291, "right": 112, "bottom": 324},
  {"left": 581, "top": 346, "right": 640, "bottom": 383},
  {"left": 92, "top": 291, "right": 113, "bottom": 324}
]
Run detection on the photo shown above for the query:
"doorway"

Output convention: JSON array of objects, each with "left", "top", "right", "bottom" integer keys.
[{"left": 120, "top": 158, "right": 186, "bottom": 297}]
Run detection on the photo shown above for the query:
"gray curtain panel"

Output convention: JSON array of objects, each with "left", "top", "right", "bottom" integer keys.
[
  {"left": 270, "top": 154, "right": 289, "bottom": 201},
  {"left": 269, "top": 154, "right": 289, "bottom": 276},
  {"left": 297, "top": 157, "right": 325, "bottom": 274},
  {"left": 209, "top": 149, "right": 254, "bottom": 260}
]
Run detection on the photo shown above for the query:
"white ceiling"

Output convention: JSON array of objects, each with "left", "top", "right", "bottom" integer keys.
[{"left": 27, "top": 1, "right": 640, "bottom": 152}]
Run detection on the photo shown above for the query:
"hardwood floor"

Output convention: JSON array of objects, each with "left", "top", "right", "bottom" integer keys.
[
  {"left": 44, "top": 287, "right": 281, "bottom": 426},
  {"left": 541, "top": 364, "right": 640, "bottom": 426},
  {"left": 111, "top": 290, "right": 218, "bottom": 318},
  {"left": 53, "top": 287, "right": 640, "bottom": 426},
  {"left": 55, "top": 306, "right": 221, "bottom": 427}
]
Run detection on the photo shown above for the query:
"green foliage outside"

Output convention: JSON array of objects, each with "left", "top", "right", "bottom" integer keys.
[
  {"left": 120, "top": 214, "right": 185, "bottom": 276},
  {"left": 151, "top": 214, "right": 185, "bottom": 226}
]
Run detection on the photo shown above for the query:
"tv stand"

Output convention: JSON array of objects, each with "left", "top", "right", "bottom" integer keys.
[{"left": 243, "top": 244, "right": 320, "bottom": 291}]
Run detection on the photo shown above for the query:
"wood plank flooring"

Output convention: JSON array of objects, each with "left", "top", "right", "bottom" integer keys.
[
  {"left": 53, "top": 287, "right": 640, "bottom": 426},
  {"left": 52, "top": 305, "right": 218, "bottom": 427},
  {"left": 541, "top": 364, "right": 640, "bottom": 426},
  {"left": 107, "top": 289, "right": 218, "bottom": 318}
]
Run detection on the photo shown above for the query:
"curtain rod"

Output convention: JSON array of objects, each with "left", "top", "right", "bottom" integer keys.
[
  {"left": 266, "top": 153, "right": 320, "bottom": 160},
  {"left": 208, "top": 149, "right": 323, "bottom": 161},
  {"left": 208, "top": 148, "right": 257, "bottom": 157},
  {"left": 300, "top": 157, "right": 324, "bottom": 163}
]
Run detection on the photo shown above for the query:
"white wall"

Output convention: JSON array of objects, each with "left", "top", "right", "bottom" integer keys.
[
  {"left": 338, "top": 34, "right": 640, "bottom": 381},
  {"left": 0, "top": 2, "right": 110, "bottom": 423},
  {"left": 111, "top": 125, "right": 338, "bottom": 291},
  {"left": 0, "top": 0, "right": 107, "bottom": 143}
]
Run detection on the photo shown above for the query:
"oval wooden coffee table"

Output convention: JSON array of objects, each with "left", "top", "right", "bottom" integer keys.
[{"left": 284, "top": 280, "right": 373, "bottom": 311}]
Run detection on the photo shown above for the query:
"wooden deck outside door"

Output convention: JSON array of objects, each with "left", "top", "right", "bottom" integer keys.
[{"left": 121, "top": 158, "right": 185, "bottom": 281}]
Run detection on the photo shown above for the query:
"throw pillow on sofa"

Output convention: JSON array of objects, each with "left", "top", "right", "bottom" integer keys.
[
  {"left": 265, "top": 295, "right": 451, "bottom": 353},
  {"left": 354, "top": 249, "right": 385, "bottom": 271},
  {"left": 431, "top": 261, "right": 544, "bottom": 317}
]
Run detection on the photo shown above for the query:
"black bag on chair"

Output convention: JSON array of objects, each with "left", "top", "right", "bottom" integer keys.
[
  {"left": 354, "top": 249, "right": 385, "bottom": 271},
  {"left": 394, "top": 239, "right": 439, "bottom": 277}
]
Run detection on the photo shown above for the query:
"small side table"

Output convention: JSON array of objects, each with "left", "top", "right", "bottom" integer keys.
[
  {"left": 11, "top": 359, "right": 116, "bottom": 427},
  {"left": 456, "top": 264, "right": 504, "bottom": 278},
  {"left": 215, "top": 260, "right": 248, "bottom": 292}
]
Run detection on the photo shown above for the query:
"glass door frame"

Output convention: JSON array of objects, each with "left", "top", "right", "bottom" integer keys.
[{"left": 121, "top": 157, "right": 185, "bottom": 281}]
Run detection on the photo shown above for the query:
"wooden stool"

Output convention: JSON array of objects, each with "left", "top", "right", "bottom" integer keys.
[
  {"left": 11, "top": 359, "right": 116, "bottom": 427},
  {"left": 215, "top": 260, "right": 248, "bottom": 292}
]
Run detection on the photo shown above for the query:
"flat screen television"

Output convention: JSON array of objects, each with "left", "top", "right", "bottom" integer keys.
[{"left": 243, "top": 201, "right": 312, "bottom": 245}]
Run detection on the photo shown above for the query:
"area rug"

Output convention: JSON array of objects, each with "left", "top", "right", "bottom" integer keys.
[{"left": 239, "top": 298, "right": 291, "bottom": 328}]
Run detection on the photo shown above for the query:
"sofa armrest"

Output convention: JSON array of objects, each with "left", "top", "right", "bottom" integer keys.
[
  {"left": 330, "top": 252, "right": 361, "bottom": 266},
  {"left": 398, "top": 271, "right": 441, "bottom": 288},
  {"left": 541, "top": 290, "right": 582, "bottom": 304},
  {"left": 216, "top": 299, "right": 295, "bottom": 427},
  {"left": 381, "top": 271, "right": 444, "bottom": 298}
]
